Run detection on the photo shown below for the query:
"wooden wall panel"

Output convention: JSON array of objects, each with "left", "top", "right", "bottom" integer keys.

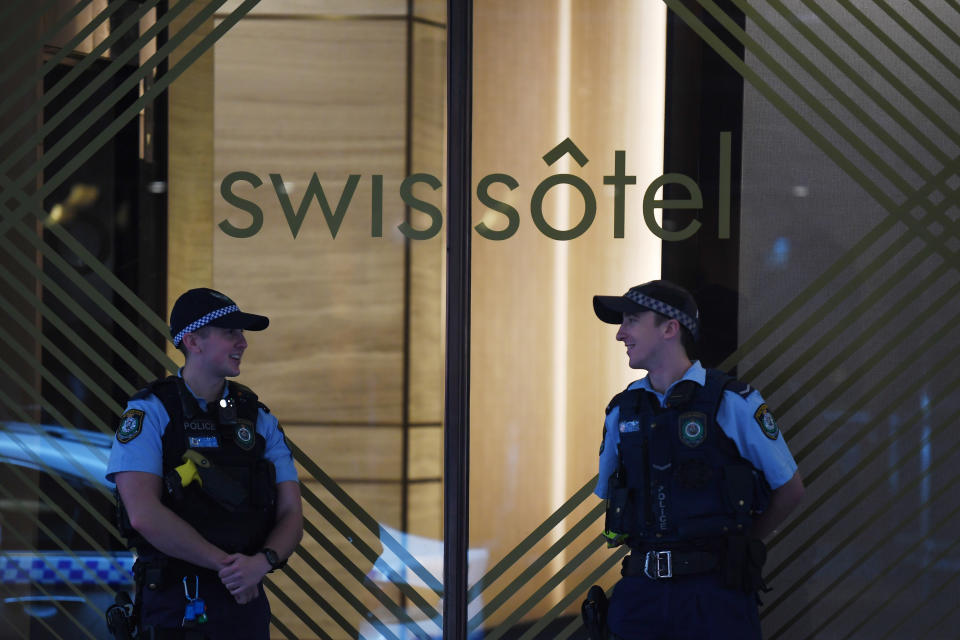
[
  {"left": 413, "top": 0, "right": 446, "bottom": 24},
  {"left": 167, "top": 0, "right": 214, "bottom": 363},
  {"left": 407, "top": 19, "right": 446, "bottom": 548},
  {"left": 407, "top": 480, "right": 442, "bottom": 538},
  {"left": 564, "top": 0, "right": 667, "bottom": 531},
  {"left": 219, "top": 0, "right": 406, "bottom": 17},
  {"left": 407, "top": 425, "right": 442, "bottom": 480},
  {"left": 166, "top": 5, "right": 448, "bottom": 638},
  {"left": 274, "top": 479, "right": 403, "bottom": 638},
  {"left": 470, "top": 0, "right": 666, "bottom": 621},
  {"left": 470, "top": 0, "right": 564, "bottom": 556},
  {"left": 44, "top": 0, "right": 111, "bottom": 55},
  {"left": 408, "top": 21, "right": 446, "bottom": 426},
  {"left": 212, "top": 18, "right": 408, "bottom": 424},
  {"left": 286, "top": 424, "right": 403, "bottom": 480}
]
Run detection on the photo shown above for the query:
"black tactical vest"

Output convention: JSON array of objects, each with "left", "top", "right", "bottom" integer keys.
[
  {"left": 603, "top": 370, "right": 770, "bottom": 546},
  {"left": 127, "top": 376, "right": 277, "bottom": 559}
]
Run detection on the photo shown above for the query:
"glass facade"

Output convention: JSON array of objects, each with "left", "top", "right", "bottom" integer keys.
[{"left": 0, "top": 1, "right": 957, "bottom": 638}]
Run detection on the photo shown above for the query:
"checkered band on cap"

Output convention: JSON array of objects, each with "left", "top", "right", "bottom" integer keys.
[
  {"left": 625, "top": 290, "right": 699, "bottom": 339},
  {"left": 172, "top": 305, "right": 238, "bottom": 346}
]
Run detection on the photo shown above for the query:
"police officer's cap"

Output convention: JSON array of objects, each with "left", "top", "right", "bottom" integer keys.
[
  {"left": 593, "top": 280, "right": 700, "bottom": 340},
  {"left": 170, "top": 288, "right": 269, "bottom": 347}
]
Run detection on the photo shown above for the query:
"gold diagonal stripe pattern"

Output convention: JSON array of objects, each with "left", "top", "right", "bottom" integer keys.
[
  {"left": 738, "top": 0, "right": 953, "bottom": 180},
  {"left": 0, "top": 581, "right": 36, "bottom": 640},
  {"left": 0, "top": 288, "right": 126, "bottom": 417},
  {"left": 550, "top": 552, "right": 625, "bottom": 640},
  {"left": 765, "top": 328, "right": 960, "bottom": 568},
  {"left": 0, "top": 553, "right": 96, "bottom": 640},
  {"left": 712, "top": 42, "right": 960, "bottom": 376},
  {"left": 764, "top": 400, "right": 960, "bottom": 611},
  {"left": 0, "top": 4, "right": 203, "bottom": 352},
  {"left": 289, "top": 439, "right": 443, "bottom": 593},
  {"left": 0, "top": 479, "right": 119, "bottom": 597},
  {"left": 484, "top": 534, "right": 611, "bottom": 640},
  {"left": 766, "top": 450, "right": 960, "bottom": 639},
  {"left": 0, "top": 0, "right": 148, "bottom": 129},
  {"left": 517, "top": 547, "right": 625, "bottom": 640},
  {"left": 287, "top": 466, "right": 442, "bottom": 636},
  {"left": 297, "top": 518, "right": 424, "bottom": 640},
  {"left": 0, "top": 0, "right": 64, "bottom": 59},
  {"left": 470, "top": 2, "right": 959, "bottom": 637},
  {"left": 797, "top": 0, "right": 960, "bottom": 147},
  {"left": 289, "top": 541, "right": 399, "bottom": 640},
  {"left": 0, "top": 407, "right": 125, "bottom": 552},
  {"left": 657, "top": 4, "right": 960, "bottom": 636},
  {"left": 0, "top": 2, "right": 266, "bottom": 394},
  {"left": 763, "top": 258, "right": 954, "bottom": 440},
  {"left": 468, "top": 502, "right": 605, "bottom": 633},
  {"left": 263, "top": 576, "right": 337, "bottom": 640},
  {"left": 0, "top": 532, "right": 107, "bottom": 634},
  {"left": 6, "top": 3, "right": 437, "bottom": 640},
  {"left": 0, "top": 0, "right": 225, "bottom": 385},
  {"left": 869, "top": 0, "right": 960, "bottom": 80},
  {"left": 0, "top": 0, "right": 98, "bottom": 88},
  {"left": 466, "top": 491, "right": 614, "bottom": 636},
  {"left": 3, "top": 10, "right": 448, "bottom": 635},
  {"left": 766, "top": 0, "right": 958, "bottom": 152},
  {"left": 468, "top": 475, "right": 596, "bottom": 602},
  {"left": 685, "top": 0, "right": 958, "bottom": 261},
  {"left": 906, "top": 0, "right": 960, "bottom": 50},
  {"left": 5, "top": 5, "right": 952, "bottom": 640},
  {"left": 298, "top": 481, "right": 441, "bottom": 623},
  {"left": 664, "top": 0, "right": 956, "bottom": 524},
  {"left": 838, "top": 0, "right": 958, "bottom": 106},
  {"left": 0, "top": 257, "right": 137, "bottom": 399},
  {"left": 718, "top": 155, "right": 959, "bottom": 376},
  {"left": 268, "top": 613, "right": 300, "bottom": 640}
]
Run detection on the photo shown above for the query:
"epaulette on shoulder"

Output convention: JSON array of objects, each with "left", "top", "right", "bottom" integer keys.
[{"left": 724, "top": 378, "right": 754, "bottom": 399}]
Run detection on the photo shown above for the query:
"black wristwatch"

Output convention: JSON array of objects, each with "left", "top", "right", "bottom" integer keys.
[{"left": 261, "top": 547, "right": 286, "bottom": 572}]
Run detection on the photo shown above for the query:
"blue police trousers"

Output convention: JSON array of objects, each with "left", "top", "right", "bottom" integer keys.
[
  {"left": 140, "top": 572, "right": 271, "bottom": 640},
  {"left": 607, "top": 572, "right": 762, "bottom": 640}
]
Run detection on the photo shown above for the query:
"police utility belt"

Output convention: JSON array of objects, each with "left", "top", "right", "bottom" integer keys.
[{"left": 622, "top": 546, "right": 719, "bottom": 580}]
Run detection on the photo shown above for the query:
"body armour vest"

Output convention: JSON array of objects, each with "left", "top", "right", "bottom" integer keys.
[
  {"left": 123, "top": 377, "right": 277, "bottom": 560},
  {"left": 603, "top": 369, "right": 770, "bottom": 546}
]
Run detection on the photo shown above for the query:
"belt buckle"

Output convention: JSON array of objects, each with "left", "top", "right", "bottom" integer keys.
[{"left": 643, "top": 550, "right": 672, "bottom": 579}]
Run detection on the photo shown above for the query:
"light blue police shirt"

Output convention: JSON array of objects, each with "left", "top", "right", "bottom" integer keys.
[
  {"left": 595, "top": 361, "right": 797, "bottom": 499},
  {"left": 106, "top": 373, "right": 298, "bottom": 484}
]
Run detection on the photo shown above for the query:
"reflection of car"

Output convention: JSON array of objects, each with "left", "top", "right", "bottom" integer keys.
[
  {"left": 0, "top": 421, "right": 134, "bottom": 640},
  {"left": 359, "top": 525, "right": 487, "bottom": 640}
]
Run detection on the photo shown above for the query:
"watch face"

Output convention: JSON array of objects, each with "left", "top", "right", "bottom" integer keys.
[{"left": 263, "top": 548, "right": 280, "bottom": 569}]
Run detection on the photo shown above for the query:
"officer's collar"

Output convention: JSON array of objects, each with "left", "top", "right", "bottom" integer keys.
[
  {"left": 632, "top": 361, "right": 706, "bottom": 405},
  {"left": 177, "top": 368, "right": 230, "bottom": 412}
]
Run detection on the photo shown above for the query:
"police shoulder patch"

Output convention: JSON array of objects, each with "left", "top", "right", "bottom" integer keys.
[
  {"left": 754, "top": 404, "right": 780, "bottom": 440},
  {"left": 234, "top": 420, "right": 256, "bottom": 451},
  {"left": 678, "top": 412, "right": 707, "bottom": 448},
  {"left": 117, "top": 409, "right": 144, "bottom": 443}
]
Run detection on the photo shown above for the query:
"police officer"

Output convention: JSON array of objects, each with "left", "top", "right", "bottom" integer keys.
[
  {"left": 107, "top": 288, "right": 303, "bottom": 639},
  {"left": 591, "top": 280, "right": 804, "bottom": 640}
]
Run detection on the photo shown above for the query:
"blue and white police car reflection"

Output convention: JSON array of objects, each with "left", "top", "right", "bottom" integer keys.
[
  {"left": 358, "top": 525, "right": 487, "bottom": 640},
  {"left": 0, "top": 421, "right": 134, "bottom": 640}
]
